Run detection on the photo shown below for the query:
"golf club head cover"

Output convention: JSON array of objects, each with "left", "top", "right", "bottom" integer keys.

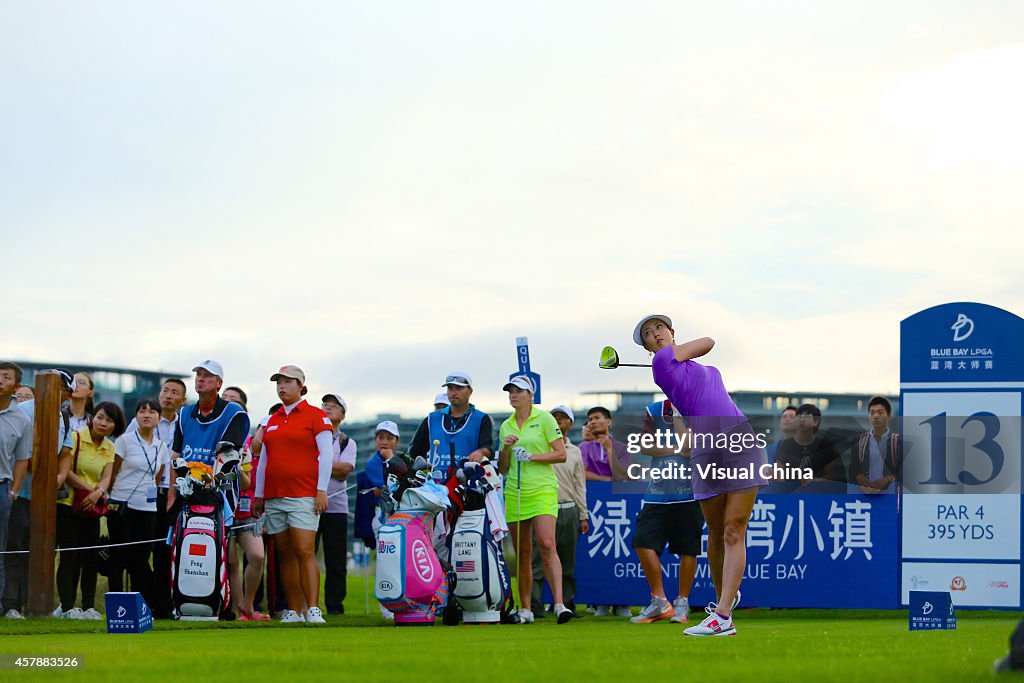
[
  {"left": 215, "top": 440, "right": 237, "bottom": 456},
  {"left": 386, "top": 456, "right": 409, "bottom": 481},
  {"left": 214, "top": 446, "right": 240, "bottom": 477}
]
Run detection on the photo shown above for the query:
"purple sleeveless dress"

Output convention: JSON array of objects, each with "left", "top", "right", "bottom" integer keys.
[{"left": 651, "top": 346, "right": 767, "bottom": 499}]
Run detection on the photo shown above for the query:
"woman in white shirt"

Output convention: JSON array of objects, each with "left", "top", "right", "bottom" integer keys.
[{"left": 107, "top": 399, "right": 170, "bottom": 605}]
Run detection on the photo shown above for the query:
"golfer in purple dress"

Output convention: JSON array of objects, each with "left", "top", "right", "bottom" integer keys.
[{"left": 634, "top": 314, "right": 767, "bottom": 637}]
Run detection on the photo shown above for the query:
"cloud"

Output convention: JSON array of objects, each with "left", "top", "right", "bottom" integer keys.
[{"left": 4, "top": 5, "right": 1022, "bottom": 423}]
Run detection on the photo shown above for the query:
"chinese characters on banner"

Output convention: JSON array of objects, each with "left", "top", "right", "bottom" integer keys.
[{"left": 571, "top": 483, "right": 898, "bottom": 608}]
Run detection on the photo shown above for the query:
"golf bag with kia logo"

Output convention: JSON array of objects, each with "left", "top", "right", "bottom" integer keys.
[
  {"left": 169, "top": 443, "right": 239, "bottom": 620},
  {"left": 374, "top": 457, "right": 450, "bottom": 626}
]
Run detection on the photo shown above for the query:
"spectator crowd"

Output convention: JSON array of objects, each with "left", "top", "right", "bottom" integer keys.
[{"left": 0, "top": 359, "right": 899, "bottom": 623}]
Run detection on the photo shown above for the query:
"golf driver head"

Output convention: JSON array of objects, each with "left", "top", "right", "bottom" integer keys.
[{"left": 599, "top": 345, "right": 620, "bottom": 369}]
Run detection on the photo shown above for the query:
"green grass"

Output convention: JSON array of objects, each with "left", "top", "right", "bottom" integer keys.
[{"left": 0, "top": 575, "right": 1018, "bottom": 682}]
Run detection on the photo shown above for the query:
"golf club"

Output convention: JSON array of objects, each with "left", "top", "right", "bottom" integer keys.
[
  {"left": 516, "top": 457, "right": 522, "bottom": 618},
  {"left": 598, "top": 345, "right": 651, "bottom": 369}
]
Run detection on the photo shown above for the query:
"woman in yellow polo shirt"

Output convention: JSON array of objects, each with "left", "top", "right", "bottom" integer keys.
[
  {"left": 55, "top": 401, "right": 125, "bottom": 620},
  {"left": 498, "top": 375, "right": 572, "bottom": 625}
]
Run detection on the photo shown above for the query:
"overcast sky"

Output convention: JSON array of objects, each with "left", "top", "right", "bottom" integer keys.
[{"left": 3, "top": 2, "right": 1022, "bottom": 421}]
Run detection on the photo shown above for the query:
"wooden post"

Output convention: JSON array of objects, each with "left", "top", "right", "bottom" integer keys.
[{"left": 27, "top": 371, "right": 61, "bottom": 617}]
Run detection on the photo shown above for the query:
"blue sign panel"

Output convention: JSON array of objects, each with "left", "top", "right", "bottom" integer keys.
[
  {"left": 901, "top": 302, "right": 1024, "bottom": 384},
  {"left": 900, "top": 302, "right": 1023, "bottom": 609},
  {"left": 569, "top": 483, "right": 898, "bottom": 608},
  {"left": 511, "top": 336, "right": 542, "bottom": 404},
  {"left": 104, "top": 592, "right": 153, "bottom": 634},
  {"left": 909, "top": 590, "right": 956, "bottom": 630}
]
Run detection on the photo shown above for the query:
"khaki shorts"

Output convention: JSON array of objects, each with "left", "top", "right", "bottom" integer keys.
[{"left": 263, "top": 497, "right": 318, "bottom": 535}]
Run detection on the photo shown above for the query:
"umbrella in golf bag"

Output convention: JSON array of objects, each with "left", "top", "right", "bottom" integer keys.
[
  {"left": 375, "top": 457, "right": 451, "bottom": 626},
  {"left": 170, "top": 442, "right": 239, "bottom": 620}
]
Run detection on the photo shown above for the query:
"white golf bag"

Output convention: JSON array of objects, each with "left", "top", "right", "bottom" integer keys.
[{"left": 450, "top": 507, "right": 512, "bottom": 623}]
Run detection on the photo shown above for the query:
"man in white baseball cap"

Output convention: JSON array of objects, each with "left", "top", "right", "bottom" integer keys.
[
  {"left": 169, "top": 358, "right": 251, "bottom": 619},
  {"left": 192, "top": 359, "right": 225, "bottom": 380},
  {"left": 322, "top": 393, "right": 347, "bottom": 413},
  {"left": 319, "top": 392, "right": 356, "bottom": 615},
  {"left": 433, "top": 393, "right": 450, "bottom": 411},
  {"left": 408, "top": 371, "right": 493, "bottom": 481},
  {"left": 172, "top": 359, "right": 249, "bottom": 474}
]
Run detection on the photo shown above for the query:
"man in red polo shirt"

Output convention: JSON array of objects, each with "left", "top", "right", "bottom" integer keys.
[{"left": 253, "top": 365, "right": 333, "bottom": 624}]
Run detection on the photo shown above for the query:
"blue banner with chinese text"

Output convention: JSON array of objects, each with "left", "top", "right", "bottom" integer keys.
[{"left": 572, "top": 483, "right": 899, "bottom": 608}]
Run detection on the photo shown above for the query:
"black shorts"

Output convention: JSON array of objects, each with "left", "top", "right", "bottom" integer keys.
[{"left": 632, "top": 502, "right": 704, "bottom": 557}]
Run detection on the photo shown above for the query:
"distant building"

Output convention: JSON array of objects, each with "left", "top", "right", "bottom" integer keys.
[
  {"left": 344, "top": 388, "right": 899, "bottom": 471},
  {"left": 13, "top": 360, "right": 188, "bottom": 411},
  {"left": 592, "top": 389, "right": 900, "bottom": 438},
  {"left": 264, "top": 388, "right": 897, "bottom": 532}
]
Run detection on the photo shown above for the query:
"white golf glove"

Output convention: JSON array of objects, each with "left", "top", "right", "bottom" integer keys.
[
  {"left": 249, "top": 516, "right": 265, "bottom": 537},
  {"left": 175, "top": 474, "right": 194, "bottom": 498},
  {"left": 513, "top": 447, "right": 532, "bottom": 463}
]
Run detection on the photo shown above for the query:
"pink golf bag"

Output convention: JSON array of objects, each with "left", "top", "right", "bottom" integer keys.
[{"left": 374, "top": 482, "right": 450, "bottom": 625}]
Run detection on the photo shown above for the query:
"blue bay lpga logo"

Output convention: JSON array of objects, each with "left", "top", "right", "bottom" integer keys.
[
  {"left": 951, "top": 313, "right": 974, "bottom": 342},
  {"left": 901, "top": 303, "right": 1017, "bottom": 380}
]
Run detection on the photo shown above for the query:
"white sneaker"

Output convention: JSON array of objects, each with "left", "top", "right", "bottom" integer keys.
[
  {"left": 517, "top": 608, "right": 535, "bottom": 624},
  {"left": 81, "top": 608, "right": 103, "bottom": 620},
  {"left": 615, "top": 606, "right": 633, "bottom": 618},
  {"left": 683, "top": 606, "right": 736, "bottom": 636},
  {"left": 670, "top": 597, "right": 689, "bottom": 623},
  {"left": 379, "top": 604, "right": 394, "bottom": 620},
  {"left": 585, "top": 605, "right": 597, "bottom": 614},
  {"left": 52, "top": 604, "right": 63, "bottom": 618},
  {"left": 304, "top": 607, "right": 326, "bottom": 624},
  {"left": 279, "top": 609, "right": 306, "bottom": 623},
  {"left": 5, "top": 609, "right": 25, "bottom": 620},
  {"left": 62, "top": 607, "right": 85, "bottom": 620},
  {"left": 594, "top": 605, "right": 611, "bottom": 617},
  {"left": 554, "top": 603, "right": 573, "bottom": 624},
  {"left": 699, "top": 590, "right": 740, "bottom": 623}
]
